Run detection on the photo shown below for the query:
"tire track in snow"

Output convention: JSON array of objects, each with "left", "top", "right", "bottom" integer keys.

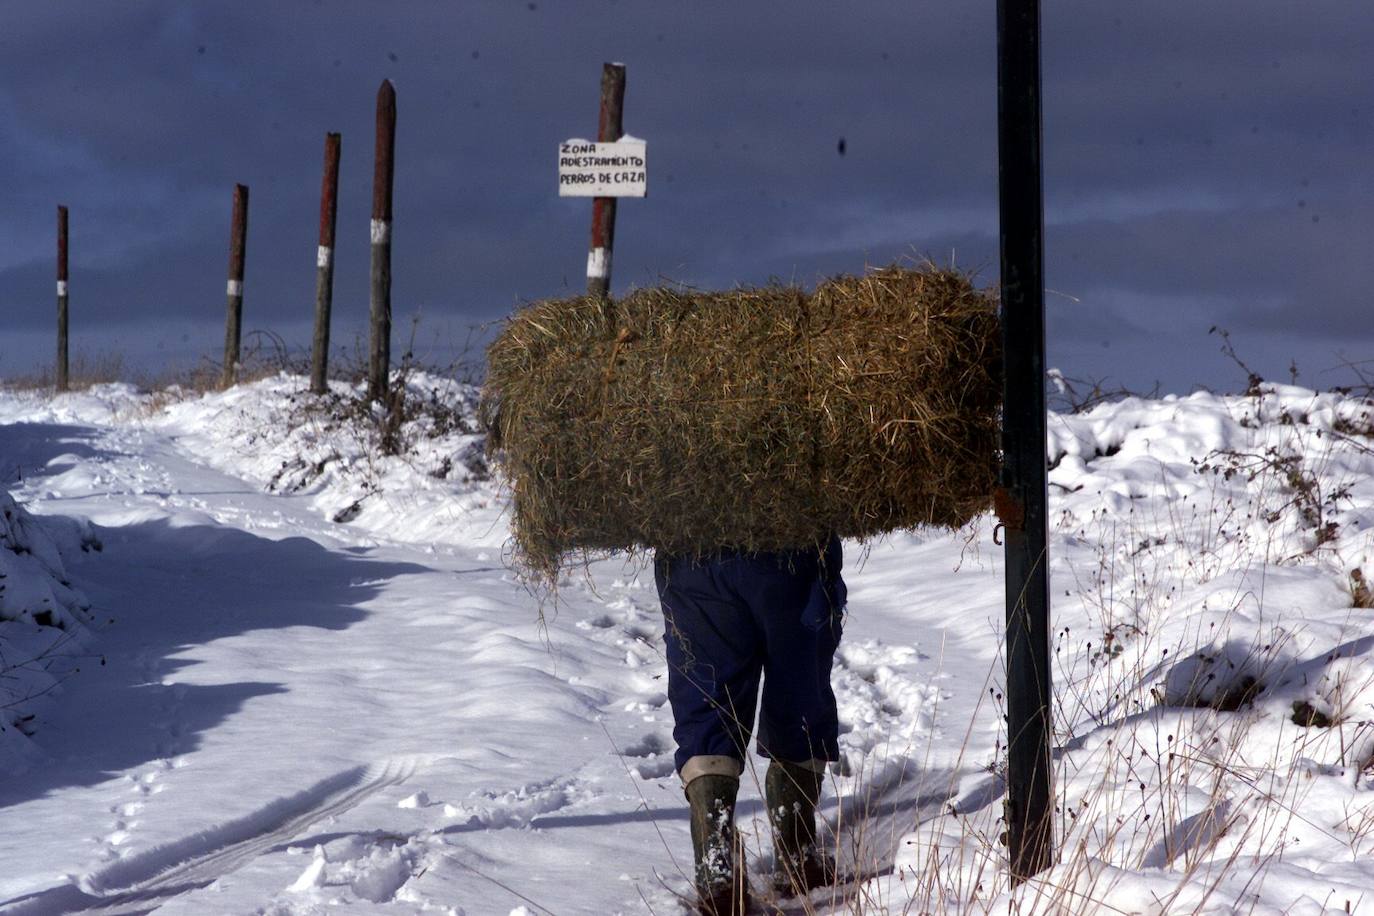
[{"left": 0, "top": 757, "right": 418, "bottom": 916}]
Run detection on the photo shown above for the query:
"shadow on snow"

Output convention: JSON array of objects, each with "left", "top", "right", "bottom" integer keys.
[{"left": 1, "top": 427, "right": 431, "bottom": 807}]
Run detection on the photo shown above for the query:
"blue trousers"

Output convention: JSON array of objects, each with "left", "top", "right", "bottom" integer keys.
[{"left": 654, "top": 538, "right": 846, "bottom": 774}]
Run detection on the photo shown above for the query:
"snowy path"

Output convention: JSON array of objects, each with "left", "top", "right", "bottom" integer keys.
[{"left": 0, "top": 405, "right": 993, "bottom": 915}]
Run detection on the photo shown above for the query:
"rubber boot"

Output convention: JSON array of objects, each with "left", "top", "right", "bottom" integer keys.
[
  {"left": 685, "top": 773, "right": 750, "bottom": 915},
  {"left": 765, "top": 760, "right": 836, "bottom": 894}
]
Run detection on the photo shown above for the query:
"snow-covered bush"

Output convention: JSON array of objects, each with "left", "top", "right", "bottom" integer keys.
[{"left": 153, "top": 371, "right": 496, "bottom": 544}]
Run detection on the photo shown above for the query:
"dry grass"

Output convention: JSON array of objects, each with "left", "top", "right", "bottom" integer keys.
[
  {"left": 2, "top": 351, "right": 128, "bottom": 392},
  {"left": 482, "top": 264, "right": 1002, "bottom": 585},
  {"left": 2, "top": 333, "right": 302, "bottom": 397}
]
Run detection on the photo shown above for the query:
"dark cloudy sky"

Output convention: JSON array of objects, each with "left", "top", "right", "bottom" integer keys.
[{"left": 1, "top": 2, "right": 1369, "bottom": 394}]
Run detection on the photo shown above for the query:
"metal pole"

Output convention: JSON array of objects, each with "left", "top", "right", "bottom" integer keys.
[
  {"left": 56, "top": 205, "right": 69, "bottom": 393},
  {"left": 997, "top": 0, "right": 1054, "bottom": 883},
  {"left": 312, "top": 131, "right": 341, "bottom": 395},
  {"left": 586, "top": 62, "right": 625, "bottom": 308},
  {"left": 222, "top": 183, "right": 249, "bottom": 390},
  {"left": 369, "top": 80, "right": 396, "bottom": 403}
]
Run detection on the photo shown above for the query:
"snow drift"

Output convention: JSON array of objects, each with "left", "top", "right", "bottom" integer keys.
[{"left": 0, "top": 488, "right": 97, "bottom": 771}]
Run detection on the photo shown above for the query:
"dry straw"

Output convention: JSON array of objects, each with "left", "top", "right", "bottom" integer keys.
[{"left": 482, "top": 264, "right": 1001, "bottom": 584}]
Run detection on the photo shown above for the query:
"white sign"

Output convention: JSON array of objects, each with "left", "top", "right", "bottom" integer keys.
[{"left": 558, "top": 138, "right": 647, "bottom": 198}]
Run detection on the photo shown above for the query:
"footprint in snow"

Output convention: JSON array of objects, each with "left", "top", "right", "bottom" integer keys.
[
  {"left": 451, "top": 775, "right": 590, "bottom": 829},
  {"left": 618, "top": 623, "right": 656, "bottom": 643},
  {"left": 581, "top": 614, "right": 616, "bottom": 630},
  {"left": 830, "top": 639, "right": 942, "bottom": 761},
  {"left": 616, "top": 733, "right": 676, "bottom": 778},
  {"left": 285, "top": 835, "right": 424, "bottom": 904},
  {"left": 621, "top": 733, "right": 669, "bottom": 758},
  {"left": 634, "top": 758, "right": 674, "bottom": 780}
]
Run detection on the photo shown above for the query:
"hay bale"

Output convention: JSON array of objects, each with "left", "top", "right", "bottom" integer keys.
[{"left": 482, "top": 265, "right": 1001, "bottom": 582}]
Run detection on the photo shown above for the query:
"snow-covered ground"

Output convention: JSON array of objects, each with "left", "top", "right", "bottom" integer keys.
[{"left": 3, "top": 375, "right": 1374, "bottom": 914}]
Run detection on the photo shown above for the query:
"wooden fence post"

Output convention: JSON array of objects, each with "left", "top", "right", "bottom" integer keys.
[
  {"left": 997, "top": 0, "right": 1055, "bottom": 883},
  {"left": 311, "top": 132, "right": 341, "bottom": 395},
  {"left": 222, "top": 183, "right": 249, "bottom": 389},
  {"left": 586, "top": 62, "right": 626, "bottom": 305},
  {"left": 56, "top": 205, "right": 69, "bottom": 393},
  {"left": 368, "top": 80, "right": 396, "bottom": 403}
]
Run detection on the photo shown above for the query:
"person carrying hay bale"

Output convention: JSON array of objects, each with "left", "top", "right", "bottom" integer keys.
[
  {"left": 482, "top": 264, "right": 1001, "bottom": 914},
  {"left": 657, "top": 536, "right": 847, "bottom": 913}
]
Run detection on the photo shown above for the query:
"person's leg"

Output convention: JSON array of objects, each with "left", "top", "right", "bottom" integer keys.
[
  {"left": 739, "top": 539, "right": 846, "bottom": 891},
  {"left": 749, "top": 543, "right": 845, "bottom": 766},
  {"left": 656, "top": 552, "right": 761, "bottom": 914},
  {"left": 684, "top": 768, "right": 748, "bottom": 915},
  {"left": 765, "top": 758, "right": 832, "bottom": 891},
  {"left": 655, "top": 553, "right": 765, "bottom": 775}
]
